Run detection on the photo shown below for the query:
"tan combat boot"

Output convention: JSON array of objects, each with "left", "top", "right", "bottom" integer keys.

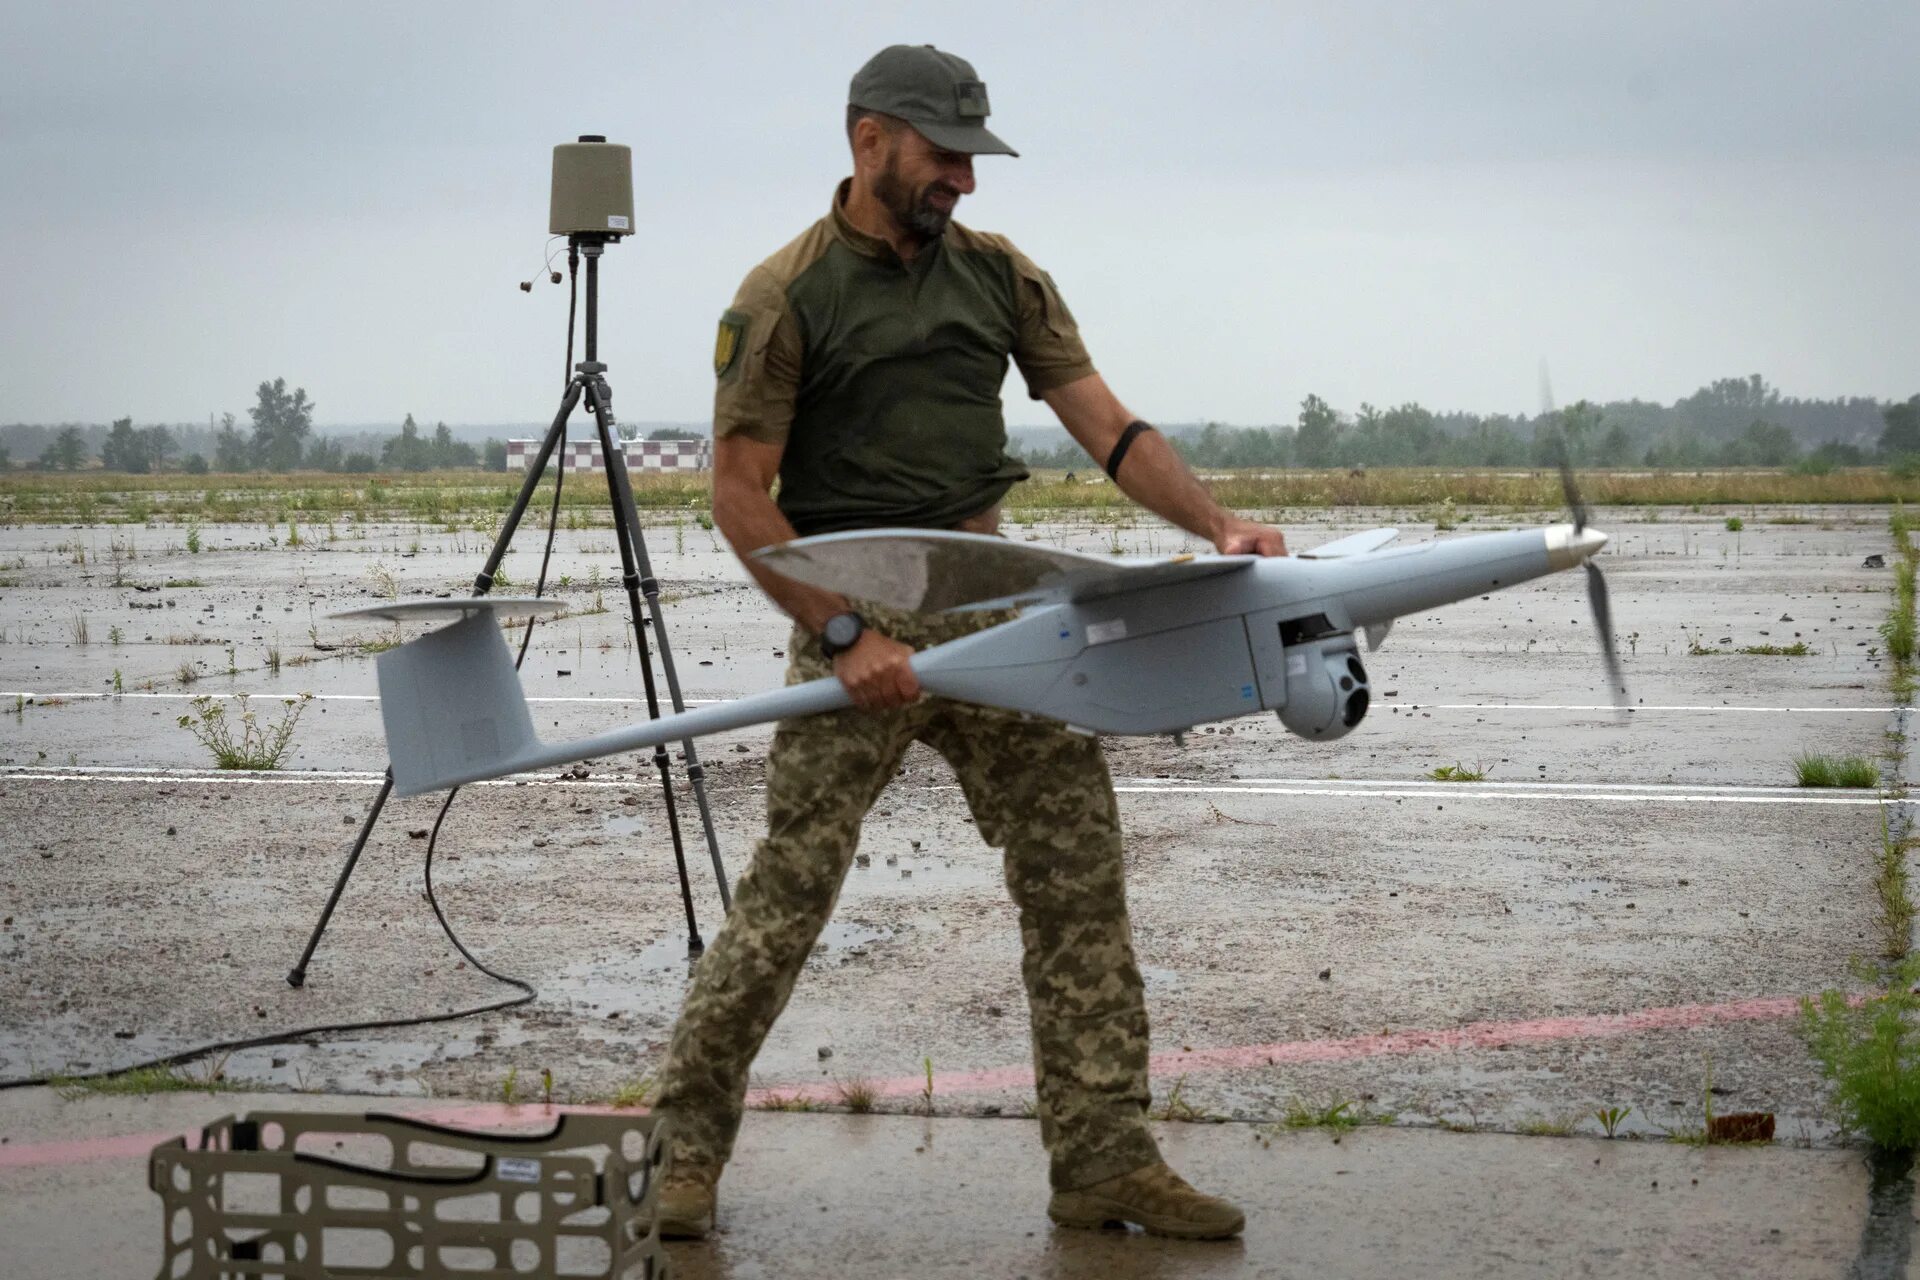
[
  {"left": 1048, "top": 1161, "right": 1245, "bottom": 1240},
  {"left": 656, "top": 1161, "right": 721, "bottom": 1240}
]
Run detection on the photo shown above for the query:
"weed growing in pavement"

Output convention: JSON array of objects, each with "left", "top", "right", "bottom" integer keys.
[
  {"left": 175, "top": 660, "right": 199, "bottom": 686},
  {"left": 922, "top": 1056, "right": 936, "bottom": 1116},
  {"left": 834, "top": 1076, "right": 878, "bottom": 1114},
  {"left": 164, "top": 578, "right": 203, "bottom": 588},
  {"left": 1725, "top": 516, "right": 1744, "bottom": 532},
  {"left": 52, "top": 1056, "right": 234, "bottom": 1098},
  {"left": 1427, "top": 762, "right": 1491, "bottom": 782},
  {"left": 1157, "top": 1074, "right": 1204, "bottom": 1122},
  {"left": 108, "top": 624, "right": 123, "bottom": 645},
  {"left": 286, "top": 519, "right": 302, "bottom": 547},
  {"left": 368, "top": 561, "right": 400, "bottom": 600},
  {"left": 176, "top": 692, "right": 312, "bottom": 769},
  {"left": 1875, "top": 809, "right": 1915, "bottom": 960},
  {"left": 111, "top": 669, "right": 123, "bottom": 694},
  {"left": 610, "top": 1072, "right": 654, "bottom": 1109},
  {"left": 1275, "top": 1097, "right": 1391, "bottom": 1133},
  {"left": 499, "top": 1068, "right": 519, "bottom": 1106},
  {"left": 1794, "top": 752, "right": 1881, "bottom": 788},
  {"left": 68, "top": 612, "right": 88, "bottom": 645},
  {"left": 754, "top": 1092, "right": 818, "bottom": 1112},
  {"left": 1516, "top": 1114, "right": 1579, "bottom": 1137},
  {"left": 1594, "top": 1105, "right": 1631, "bottom": 1138},
  {"left": 1802, "top": 958, "right": 1920, "bottom": 1150},
  {"left": 541, "top": 1068, "right": 555, "bottom": 1106},
  {"left": 1736, "top": 642, "right": 1812, "bottom": 656},
  {"left": 185, "top": 523, "right": 202, "bottom": 554}
]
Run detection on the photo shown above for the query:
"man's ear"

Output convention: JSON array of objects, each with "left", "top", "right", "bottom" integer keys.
[{"left": 852, "top": 116, "right": 891, "bottom": 170}]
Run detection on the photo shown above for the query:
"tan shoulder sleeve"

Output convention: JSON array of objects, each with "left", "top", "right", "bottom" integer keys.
[
  {"left": 1006, "top": 244, "right": 1096, "bottom": 400},
  {"left": 712, "top": 265, "right": 801, "bottom": 445}
]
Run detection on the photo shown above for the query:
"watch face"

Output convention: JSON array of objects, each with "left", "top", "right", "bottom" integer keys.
[{"left": 824, "top": 613, "right": 863, "bottom": 651}]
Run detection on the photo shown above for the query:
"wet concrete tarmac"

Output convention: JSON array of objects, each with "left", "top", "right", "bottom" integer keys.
[
  {"left": 0, "top": 1090, "right": 1886, "bottom": 1279},
  {"left": 0, "top": 507, "right": 1907, "bottom": 1158}
]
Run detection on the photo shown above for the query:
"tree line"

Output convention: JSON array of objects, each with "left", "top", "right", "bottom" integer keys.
[
  {"left": 7, "top": 372, "right": 1916, "bottom": 476},
  {"left": 1014, "top": 376, "right": 1919, "bottom": 473},
  {"left": 15, "top": 379, "right": 506, "bottom": 475}
]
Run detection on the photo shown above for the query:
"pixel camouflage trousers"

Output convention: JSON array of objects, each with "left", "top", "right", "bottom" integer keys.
[{"left": 649, "top": 605, "right": 1163, "bottom": 1192}]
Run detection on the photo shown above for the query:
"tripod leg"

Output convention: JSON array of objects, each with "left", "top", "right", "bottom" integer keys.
[
  {"left": 285, "top": 383, "right": 582, "bottom": 987},
  {"left": 584, "top": 379, "right": 706, "bottom": 954},
  {"left": 288, "top": 773, "right": 393, "bottom": 987}
]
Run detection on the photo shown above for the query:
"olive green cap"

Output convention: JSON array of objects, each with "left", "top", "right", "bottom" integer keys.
[{"left": 849, "top": 44, "right": 1018, "bottom": 157}]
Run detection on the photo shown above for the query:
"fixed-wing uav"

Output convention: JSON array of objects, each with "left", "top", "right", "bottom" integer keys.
[{"left": 343, "top": 472, "right": 1623, "bottom": 798}]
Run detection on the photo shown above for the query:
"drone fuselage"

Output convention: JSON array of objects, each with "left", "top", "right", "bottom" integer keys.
[{"left": 366, "top": 524, "right": 1603, "bottom": 796}]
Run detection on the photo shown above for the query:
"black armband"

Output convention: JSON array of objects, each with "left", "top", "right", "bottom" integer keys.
[{"left": 1104, "top": 420, "right": 1154, "bottom": 481}]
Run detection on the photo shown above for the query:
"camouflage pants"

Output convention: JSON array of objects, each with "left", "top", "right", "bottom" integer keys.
[{"left": 650, "top": 606, "right": 1162, "bottom": 1191}]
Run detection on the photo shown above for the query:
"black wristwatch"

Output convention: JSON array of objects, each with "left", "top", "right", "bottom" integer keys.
[{"left": 819, "top": 611, "right": 866, "bottom": 659}]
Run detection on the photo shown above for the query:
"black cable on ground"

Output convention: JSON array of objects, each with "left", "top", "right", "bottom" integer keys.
[{"left": 0, "top": 256, "right": 584, "bottom": 1094}]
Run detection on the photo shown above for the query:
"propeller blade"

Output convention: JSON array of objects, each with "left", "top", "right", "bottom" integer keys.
[
  {"left": 1585, "top": 560, "right": 1628, "bottom": 709},
  {"left": 1556, "top": 442, "right": 1590, "bottom": 535}
]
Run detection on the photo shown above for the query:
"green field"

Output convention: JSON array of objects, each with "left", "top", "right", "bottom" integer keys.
[{"left": 2, "top": 466, "right": 1917, "bottom": 527}]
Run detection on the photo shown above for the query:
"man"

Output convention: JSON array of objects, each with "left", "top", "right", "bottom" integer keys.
[{"left": 649, "top": 43, "right": 1289, "bottom": 1241}]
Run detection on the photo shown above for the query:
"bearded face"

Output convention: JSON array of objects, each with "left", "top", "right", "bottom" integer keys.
[{"left": 873, "top": 138, "right": 962, "bottom": 241}]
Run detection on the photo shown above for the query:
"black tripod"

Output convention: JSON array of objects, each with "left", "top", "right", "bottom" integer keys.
[{"left": 288, "top": 233, "right": 729, "bottom": 988}]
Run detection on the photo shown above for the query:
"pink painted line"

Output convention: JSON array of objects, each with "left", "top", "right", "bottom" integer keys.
[
  {"left": 0, "top": 994, "right": 1808, "bottom": 1171},
  {"left": 746, "top": 993, "right": 1808, "bottom": 1105}
]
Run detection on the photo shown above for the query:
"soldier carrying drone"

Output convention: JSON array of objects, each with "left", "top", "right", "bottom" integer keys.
[{"left": 647, "top": 43, "right": 1286, "bottom": 1240}]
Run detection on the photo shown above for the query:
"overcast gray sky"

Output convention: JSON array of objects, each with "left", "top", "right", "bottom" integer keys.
[{"left": 2, "top": 0, "right": 1914, "bottom": 428}]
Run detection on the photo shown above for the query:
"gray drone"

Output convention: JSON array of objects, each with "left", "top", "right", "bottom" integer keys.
[{"left": 344, "top": 474, "right": 1621, "bottom": 798}]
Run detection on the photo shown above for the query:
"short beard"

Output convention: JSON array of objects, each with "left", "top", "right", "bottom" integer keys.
[{"left": 874, "top": 151, "right": 957, "bottom": 241}]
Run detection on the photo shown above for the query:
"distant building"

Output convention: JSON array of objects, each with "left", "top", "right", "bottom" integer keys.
[{"left": 504, "top": 437, "right": 711, "bottom": 473}]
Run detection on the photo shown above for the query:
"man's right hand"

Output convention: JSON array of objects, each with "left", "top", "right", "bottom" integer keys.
[{"left": 832, "top": 630, "right": 921, "bottom": 710}]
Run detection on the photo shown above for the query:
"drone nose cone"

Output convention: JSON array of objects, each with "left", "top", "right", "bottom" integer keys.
[{"left": 1545, "top": 523, "right": 1609, "bottom": 571}]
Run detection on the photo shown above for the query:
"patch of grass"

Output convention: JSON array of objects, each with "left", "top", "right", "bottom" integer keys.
[
  {"left": 1801, "top": 958, "right": 1920, "bottom": 1150},
  {"left": 1157, "top": 1074, "right": 1205, "bottom": 1122},
  {"left": 1516, "top": 1113, "right": 1579, "bottom": 1137},
  {"left": 52, "top": 1059, "right": 234, "bottom": 1098},
  {"left": 163, "top": 578, "right": 204, "bottom": 588},
  {"left": 1794, "top": 752, "right": 1880, "bottom": 789},
  {"left": 609, "top": 1071, "right": 654, "bottom": 1109},
  {"left": 1876, "top": 809, "right": 1916, "bottom": 960},
  {"left": 834, "top": 1076, "right": 878, "bottom": 1114},
  {"left": 754, "top": 1092, "right": 818, "bottom": 1113},
  {"left": 1736, "top": 642, "right": 1812, "bottom": 656},
  {"left": 1274, "top": 1097, "right": 1390, "bottom": 1133},
  {"left": 176, "top": 692, "right": 313, "bottom": 769},
  {"left": 1724, "top": 515, "right": 1744, "bottom": 532},
  {"left": 1427, "top": 761, "right": 1491, "bottom": 782}
]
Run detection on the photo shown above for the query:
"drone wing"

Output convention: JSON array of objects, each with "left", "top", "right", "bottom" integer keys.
[
  {"left": 753, "top": 528, "right": 1257, "bottom": 612},
  {"left": 1297, "top": 527, "right": 1399, "bottom": 559}
]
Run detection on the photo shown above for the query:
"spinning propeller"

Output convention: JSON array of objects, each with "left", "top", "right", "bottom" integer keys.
[{"left": 1544, "top": 376, "right": 1629, "bottom": 710}]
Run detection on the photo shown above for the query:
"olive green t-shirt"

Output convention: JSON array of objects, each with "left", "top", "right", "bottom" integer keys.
[{"left": 712, "top": 180, "right": 1096, "bottom": 535}]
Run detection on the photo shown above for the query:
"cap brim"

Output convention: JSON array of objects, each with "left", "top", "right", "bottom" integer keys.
[{"left": 909, "top": 118, "right": 1019, "bottom": 157}]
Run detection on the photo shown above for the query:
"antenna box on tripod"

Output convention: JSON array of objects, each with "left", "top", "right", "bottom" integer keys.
[{"left": 148, "top": 1108, "right": 669, "bottom": 1278}]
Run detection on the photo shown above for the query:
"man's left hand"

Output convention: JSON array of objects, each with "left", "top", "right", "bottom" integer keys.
[{"left": 1215, "top": 518, "right": 1288, "bottom": 557}]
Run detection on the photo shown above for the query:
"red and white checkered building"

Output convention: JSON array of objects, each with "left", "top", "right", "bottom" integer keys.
[{"left": 504, "top": 437, "right": 711, "bottom": 473}]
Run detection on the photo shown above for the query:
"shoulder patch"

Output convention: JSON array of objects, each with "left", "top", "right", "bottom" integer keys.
[{"left": 714, "top": 308, "right": 748, "bottom": 381}]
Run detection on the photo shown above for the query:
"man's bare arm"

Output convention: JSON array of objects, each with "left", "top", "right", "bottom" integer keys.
[
  {"left": 1041, "top": 373, "right": 1288, "bottom": 556},
  {"left": 712, "top": 433, "right": 920, "bottom": 708},
  {"left": 712, "top": 434, "right": 849, "bottom": 633}
]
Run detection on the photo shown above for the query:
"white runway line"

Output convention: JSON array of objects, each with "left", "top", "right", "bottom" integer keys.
[
  {"left": 0, "top": 689, "right": 1891, "bottom": 715},
  {"left": 3, "top": 766, "right": 1903, "bottom": 807}
]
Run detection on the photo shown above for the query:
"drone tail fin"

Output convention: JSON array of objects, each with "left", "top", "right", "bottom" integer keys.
[{"left": 375, "top": 612, "right": 544, "bottom": 798}]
